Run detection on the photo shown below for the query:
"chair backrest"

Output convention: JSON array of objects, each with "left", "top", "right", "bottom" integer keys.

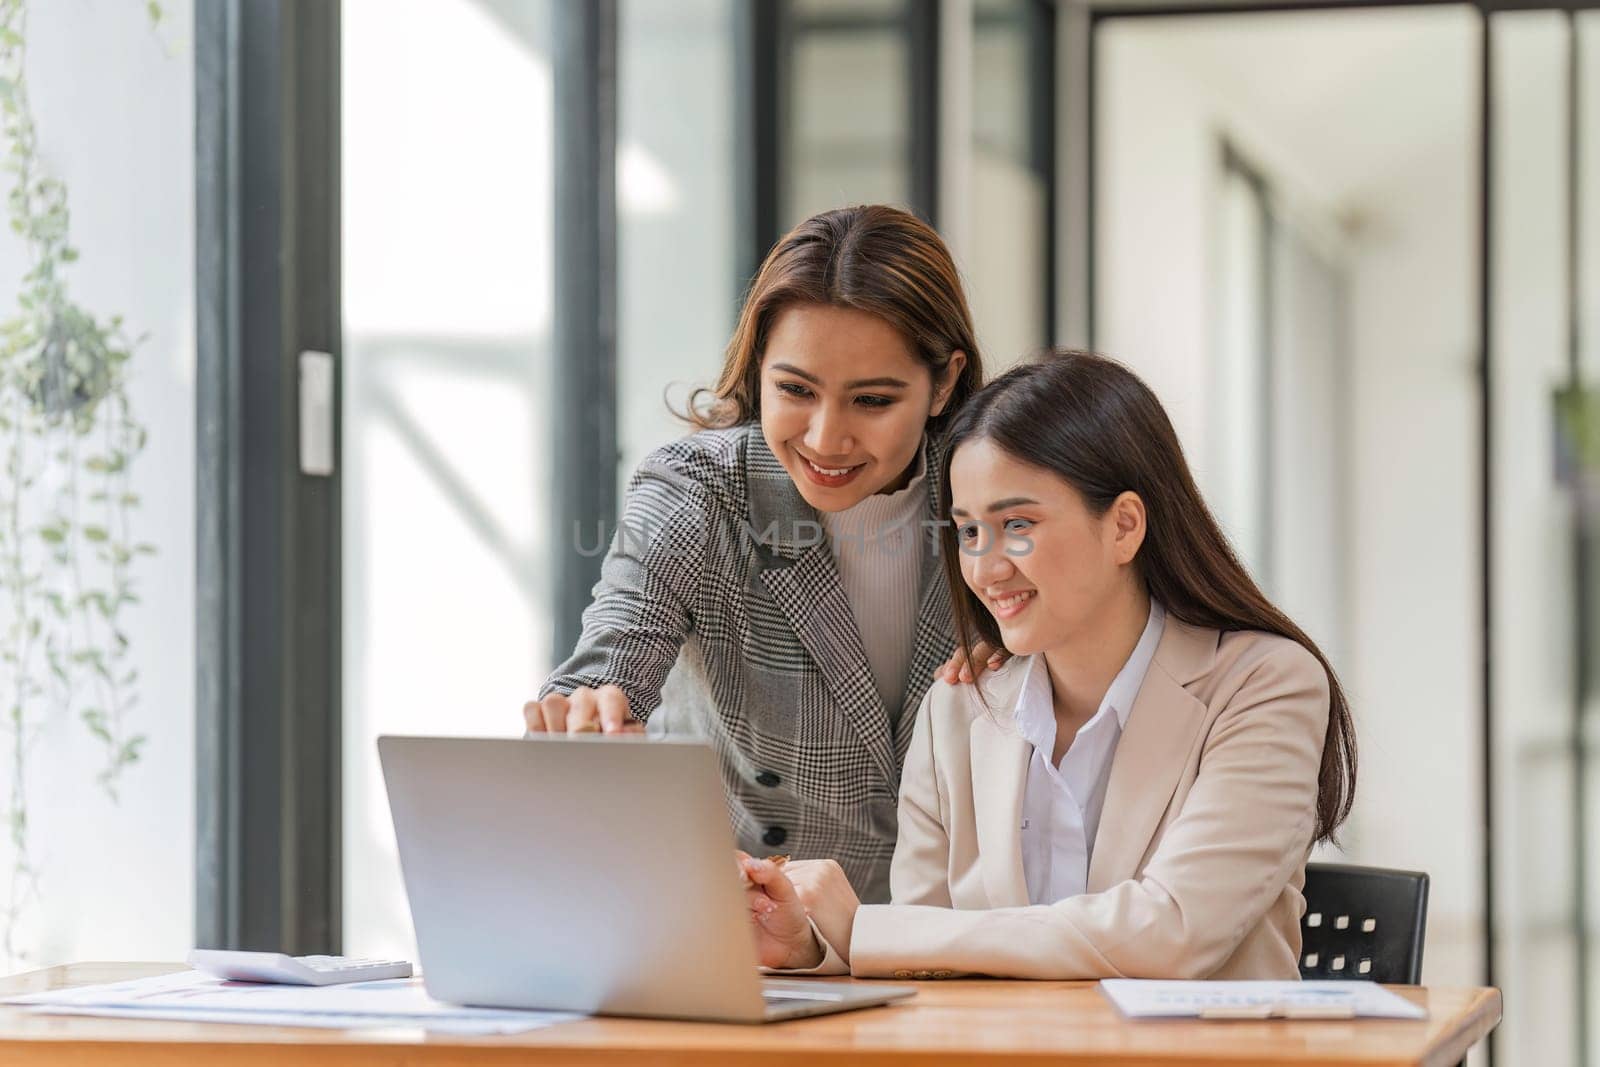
[{"left": 1299, "top": 862, "right": 1429, "bottom": 984}]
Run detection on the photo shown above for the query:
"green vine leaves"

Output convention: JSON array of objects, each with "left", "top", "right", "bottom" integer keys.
[{"left": 0, "top": 0, "right": 158, "bottom": 959}]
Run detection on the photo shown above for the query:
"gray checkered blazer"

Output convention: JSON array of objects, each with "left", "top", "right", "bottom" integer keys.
[{"left": 540, "top": 424, "right": 955, "bottom": 903}]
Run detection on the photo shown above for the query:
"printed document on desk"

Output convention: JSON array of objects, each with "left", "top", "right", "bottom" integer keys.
[
  {"left": 1100, "top": 979, "right": 1427, "bottom": 1020},
  {"left": 2, "top": 969, "right": 581, "bottom": 1034}
]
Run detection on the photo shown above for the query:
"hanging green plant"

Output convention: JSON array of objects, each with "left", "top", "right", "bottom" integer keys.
[{"left": 0, "top": 0, "right": 156, "bottom": 963}]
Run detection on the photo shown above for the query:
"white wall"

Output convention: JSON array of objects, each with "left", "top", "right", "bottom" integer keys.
[
  {"left": 1342, "top": 90, "right": 1481, "bottom": 991},
  {"left": 1271, "top": 226, "right": 1352, "bottom": 690},
  {"left": 1096, "top": 34, "right": 1216, "bottom": 474},
  {"left": 968, "top": 154, "right": 1047, "bottom": 373},
  {"left": 1096, "top": 9, "right": 1483, "bottom": 992},
  {"left": 0, "top": 0, "right": 194, "bottom": 969}
]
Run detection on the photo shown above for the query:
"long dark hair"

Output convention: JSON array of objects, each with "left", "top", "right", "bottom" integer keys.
[
  {"left": 939, "top": 350, "right": 1356, "bottom": 844},
  {"left": 686, "top": 205, "right": 984, "bottom": 430}
]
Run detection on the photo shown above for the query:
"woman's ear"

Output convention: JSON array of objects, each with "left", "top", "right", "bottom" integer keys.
[
  {"left": 1109, "top": 490, "right": 1147, "bottom": 565},
  {"left": 930, "top": 350, "right": 968, "bottom": 417}
]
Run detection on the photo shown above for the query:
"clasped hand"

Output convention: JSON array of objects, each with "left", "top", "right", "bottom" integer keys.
[{"left": 739, "top": 852, "right": 861, "bottom": 970}]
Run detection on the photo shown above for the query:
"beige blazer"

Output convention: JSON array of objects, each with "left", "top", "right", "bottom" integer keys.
[{"left": 811, "top": 617, "right": 1330, "bottom": 980}]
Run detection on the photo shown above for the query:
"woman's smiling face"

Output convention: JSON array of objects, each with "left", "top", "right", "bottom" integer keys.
[
  {"left": 759, "top": 303, "right": 962, "bottom": 512},
  {"left": 949, "top": 437, "right": 1140, "bottom": 656}
]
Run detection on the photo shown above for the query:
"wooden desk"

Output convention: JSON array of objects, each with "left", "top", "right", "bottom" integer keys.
[{"left": 0, "top": 963, "right": 1500, "bottom": 1067}]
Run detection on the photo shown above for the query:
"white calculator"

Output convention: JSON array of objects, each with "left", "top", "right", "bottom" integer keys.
[{"left": 187, "top": 949, "right": 413, "bottom": 986}]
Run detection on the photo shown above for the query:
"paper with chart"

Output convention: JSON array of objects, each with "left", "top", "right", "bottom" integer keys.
[
  {"left": 3, "top": 969, "right": 581, "bottom": 1034},
  {"left": 1099, "top": 979, "right": 1427, "bottom": 1020}
]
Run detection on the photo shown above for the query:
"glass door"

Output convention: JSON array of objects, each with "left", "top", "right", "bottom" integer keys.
[{"left": 340, "top": 0, "right": 557, "bottom": 961}]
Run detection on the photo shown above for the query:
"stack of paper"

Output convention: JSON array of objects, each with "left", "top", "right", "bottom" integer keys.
[
  {"left": 1099, "top": 980, "right": 1427, "bottom": 1021},
  {"left": 2, "top": 970, "right": 581, "bottom": 1034}
]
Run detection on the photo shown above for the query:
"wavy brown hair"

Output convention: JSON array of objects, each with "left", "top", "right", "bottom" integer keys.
[
  {"left": 940, "top": 350, "right": 1357, "bottom": 844},
  {"left": 686, "top": 205, "right": 984, "bottom": 430}
]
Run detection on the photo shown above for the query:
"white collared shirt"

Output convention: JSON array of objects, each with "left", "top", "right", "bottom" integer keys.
[{"left": 1016, "top": 601, "right": 1167, "bottom": 905}]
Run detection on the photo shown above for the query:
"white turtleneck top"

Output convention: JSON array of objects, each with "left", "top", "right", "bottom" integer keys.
[{"left": 819, "top": 450, "right": 927, "bottom": 717}]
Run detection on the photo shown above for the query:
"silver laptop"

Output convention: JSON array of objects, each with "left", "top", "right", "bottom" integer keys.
[{"left": 378, "top": 734, "right": 916, "bottom": 1023}]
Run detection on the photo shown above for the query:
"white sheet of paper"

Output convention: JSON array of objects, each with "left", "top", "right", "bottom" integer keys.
[
  {"left": 1099, "top": 980, "right": 1427, "bottom": 1020},
  {"left": 3, "top": 970, "right": 581, "bottom": 1033},
  {"left": 27, "top": 1004, "right": 568, "bottom": 1035}
]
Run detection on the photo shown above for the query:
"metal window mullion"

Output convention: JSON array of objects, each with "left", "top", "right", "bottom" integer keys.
[
  {"left": 195, "top": 0, "right": 340, "bottom": 956},
  {"left": 909, "top": 0, "right": 942, "bottom": 224},
  {"left": 1565, "top": 13, "right": 1592, "bottom": 1067},
  {"left": 551, "top": 0, "right": 620, "bottom": 663},
  {"left": 736, "top": 0, "right": 785, "bottom": 293},
  {"left": 1477, "top": 17, "right": 1497, "bottom": 1064},
  {"left": 195, "top": 0, "right": 242, "bottom": 952},
  {"left": 1033, "top": 0, "right": 1059, "bottom": 346}
]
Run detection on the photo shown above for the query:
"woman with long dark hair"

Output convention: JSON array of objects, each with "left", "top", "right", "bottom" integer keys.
[
  {"left": 744, "top": 350, "right": 1357, "bottom": 979},
  {"left": 524, "top": 205, "right": 992, "bottom": 904}
]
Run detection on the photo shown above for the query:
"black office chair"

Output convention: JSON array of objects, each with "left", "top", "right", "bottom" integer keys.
[{"left": 1299, "top": 862, "right": 1429, "bottom": 984}]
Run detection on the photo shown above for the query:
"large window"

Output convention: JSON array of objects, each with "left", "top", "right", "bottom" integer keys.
[
  {"left": 788, "top": 0, "right": 914, "bottom": 224},
  {"left": 1490, "top": 12, "right": 1600, "bottom": 1063},
  {"left": 617, "top": 0, "right": 739, "bottom": 486},
  {"left": 341, "top": 0, "right": 556, "bottom": 961},
  {"left": 970, "top": 0, "right": 1053, "bottom": 369},
  {"left": 0, "top": 0, "right": 195, "bottom": 968},
  {"left": 220, "top": 0, "right": 1061, "bottom": 968}
]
